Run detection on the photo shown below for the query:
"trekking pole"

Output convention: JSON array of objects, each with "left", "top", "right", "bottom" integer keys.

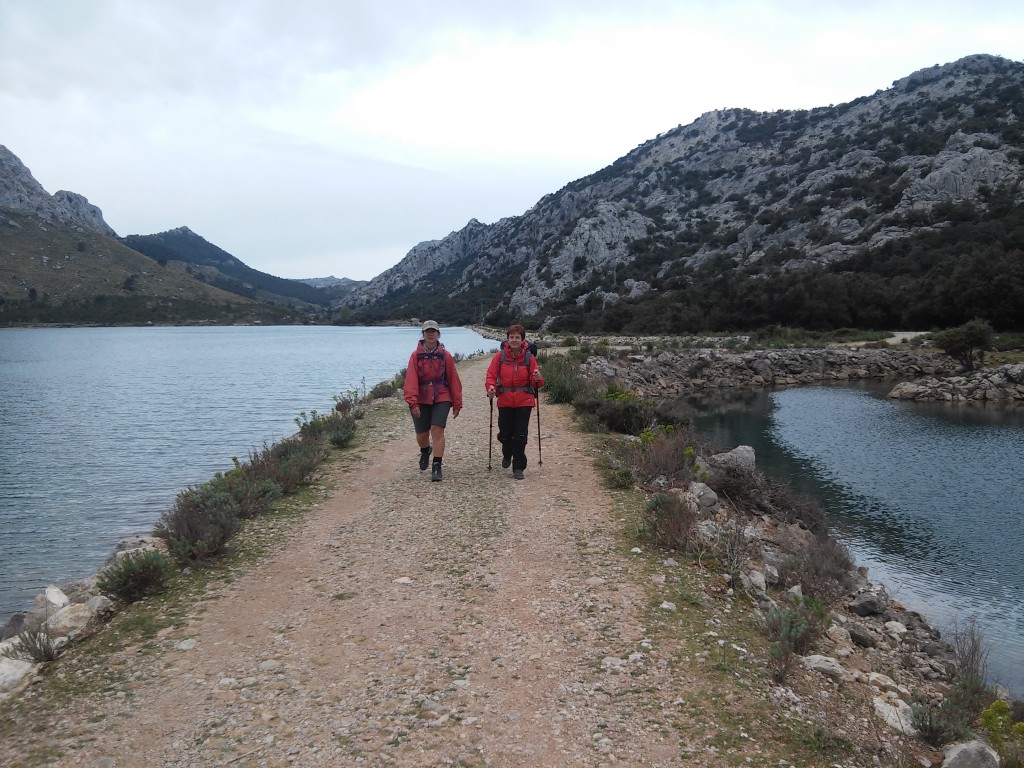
[
  {"left": 488, "top": 397, "right": 494, "bottom": 471},
  {"left": 535, "top": 389, "right": 543, "bottom": 466}
]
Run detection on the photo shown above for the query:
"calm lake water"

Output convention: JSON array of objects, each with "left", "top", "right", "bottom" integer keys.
[
  {"left": 685, "top": 382, "right": 1024, "bottom": 697},
  {"left": 0, "top": 325, "right": 494, "bottom": 624}
]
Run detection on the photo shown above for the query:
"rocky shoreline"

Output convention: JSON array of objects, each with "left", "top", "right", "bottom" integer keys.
[
  {"left": 580, "top": 346, "right": 959, "bottom": 398},
  {"left": 889, "top": 363, "right": 1024, "bottom": 404}
]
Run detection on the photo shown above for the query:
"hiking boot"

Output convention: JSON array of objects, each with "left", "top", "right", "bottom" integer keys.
[
  {"left": 419, "top": 446, "right": 432, "bottom": 470},
  {"left": 431, "top": 461, "right": 443, "bottom": 482},
  {"left": 513, "top": 470, "right": 525, "bottom": 480},
  {"left": 501, "top": 455, "right": 511, "bottom": 469}
]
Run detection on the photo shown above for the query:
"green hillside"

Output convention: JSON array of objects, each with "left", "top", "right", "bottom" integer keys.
[{"left": 0, "top": 211, "right": 296, "bottom": 325}]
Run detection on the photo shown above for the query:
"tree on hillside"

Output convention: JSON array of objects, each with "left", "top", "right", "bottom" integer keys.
[{"left": 931, "top": 318, "right": 994, "bottom": 371}]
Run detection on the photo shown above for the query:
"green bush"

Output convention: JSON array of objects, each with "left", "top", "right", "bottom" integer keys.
[
  {"left": 209, "top": 469, "right": 282, "bottom": 519},
  {"left": 981, "top": 699, "right": 1024, "bottom": 765},
  {"left": 598, "top": 459, "right": 635, "bottom": 488},
  {"left": 97, "top": 549, "right": 174, "bottom": 602},
  {"left": 329, "top": 426, "right": 357, "bottom": 448},
  {"left": 931, "top": 318, "right": 994, "bottom": 371},
  {"left": 369, "top": 371, "right": 404, "bottom": 399},
  {"left": 540, "top": 355, "right": 596, "bottom": 404},
  {"left": 911, "top": 700, "right": 973, "bottom": 747},
  {"left": 763, "top": 597, "right": 828, "bottom": 682},
  {"left": 269, "top": 439, "right": 327, "bottom": 491},
  {"left": 295, "top": 407, "right": 357, "bottom": 442},
  {"left": 155, "top": 485, "right": 241, "bottom": 565},
  {"left": 246, "top": 439, "right": 326, "bottom": 493},
  {"left": 575, "top": 392, "right": 654, "bottom": 435}
]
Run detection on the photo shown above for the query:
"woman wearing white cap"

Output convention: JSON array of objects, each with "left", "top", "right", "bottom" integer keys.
[{"left": 403, "top": 320, "right": 463, "bottom": 481}]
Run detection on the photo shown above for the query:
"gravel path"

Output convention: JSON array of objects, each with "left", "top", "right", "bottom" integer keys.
[{"left": 7, "top": 356, "right": 693, "bottom": 767}]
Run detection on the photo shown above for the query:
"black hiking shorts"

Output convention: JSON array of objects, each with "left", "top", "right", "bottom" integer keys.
[{"left": 412, "top": 402, "right": 452, "bottom": 434}]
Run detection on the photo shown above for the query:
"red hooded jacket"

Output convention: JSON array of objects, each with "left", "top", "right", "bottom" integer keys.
[
  {"left": 485, "top": 345, "right": 544, "bottom": 408},
  {"left": 404, "top": 340, "right": 463, "bottom": 411}
]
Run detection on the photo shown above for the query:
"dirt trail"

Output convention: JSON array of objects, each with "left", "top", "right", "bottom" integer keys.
[{"left": 4, "top": 356, "right": 697, "bottom": 767}]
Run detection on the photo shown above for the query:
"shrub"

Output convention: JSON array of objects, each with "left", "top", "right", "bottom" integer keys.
[
  {"left": 946, "top": 615, "right": 994, "bottom": 714},
  {"left": 931, "top": 318, "right": 994, "bottom": 371},
  {"left": 708, "top": 464, "right": 827, "bottom": 533},
  {"left": 574, "top": 391, "right": 655, "bottom": 435},
  {"left": 155, "top": 484, "right": 241, "bottom": 565},
  {"left": 981, "top": 700, "right": 1024, "bottom": 762},
  {"left": 714, "top": 516, "right": 755, "bottom": 579},
  {"left": 791, "top": 534, "right": 855, "bottom": 601},
  {"left": 295, "top": 407, "right": 357, "bottom": 442},
  {"left": 329, "top": 426, "right": 357, "bottom": 448},
  {"left": 0, "top": 628, "right": 61, "bottom": 663},
  {"left": 641, "top": 492, "right": 698, "bottom": 550},
  {"left": 763, "top": 597, "right": 828, "bottom": 682},
  {"left": 247, "top": 439, "right": 326, "bottom": 493},
  {"left": 598, "top": 459, "right": 635, "bottom": 488},
  {"left": 629, "top": 428, "right": 707, "bottom": 489},
  {"left": 97, "top": 549, "right": 174, "bottom": 602},
  {"left": 369, "top": 371, "right": 404, "bottom": 399},
  {"left": 540, "top": 355, "right": 597, "bottom": 404},
  {"left": 210, "top": 467, "right": 283, "bottom": 519},
  {"left": 911, "top": 700, "right": 974, "bottom": 747},
  {"left": 267, "top": 439, "right": 327, "bottom": 492}
]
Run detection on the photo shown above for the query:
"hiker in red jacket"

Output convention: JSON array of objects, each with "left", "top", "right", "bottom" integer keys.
[
  {"left": 485, "top": 324, "right": 544, "bottom": 480},
  {"left": 404, "top": 320, "right": 463, "bottom": 482}
]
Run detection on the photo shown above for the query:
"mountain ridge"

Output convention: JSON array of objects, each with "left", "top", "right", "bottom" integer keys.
[
  {"left": 342, "top": 53, "right": 1024, "bottom": 332},
  {"left": 0, "top": 145, "right": 117, "bottom": 238},
  {"left": 4, "top": 53, "right": 1023, "bottom": 330}
]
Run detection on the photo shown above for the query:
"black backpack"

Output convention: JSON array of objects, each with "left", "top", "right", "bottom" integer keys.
[{"left": 498, "top": 339, "right": 538, "bottom": 359}]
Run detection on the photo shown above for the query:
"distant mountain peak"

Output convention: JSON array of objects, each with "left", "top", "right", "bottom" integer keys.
[{"left": 0, "top": 145, "right": 117, "bottom": 237}]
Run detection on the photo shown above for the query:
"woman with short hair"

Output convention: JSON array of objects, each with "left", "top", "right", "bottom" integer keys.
[
  {"left": 404, "top": 320, "right": 463, "bottom": 481},
  {"left": 485, "top": 324, "right": 543, "bottom": 480}
]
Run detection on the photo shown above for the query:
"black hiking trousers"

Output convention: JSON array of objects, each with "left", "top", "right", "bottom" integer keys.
[{"left": 497, "top": 406, "right": 533, "bottom": 472}]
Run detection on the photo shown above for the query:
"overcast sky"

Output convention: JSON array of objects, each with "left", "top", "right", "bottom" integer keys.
[{"left": 2, "top": 1, "right": 1023, "bottom": 280}]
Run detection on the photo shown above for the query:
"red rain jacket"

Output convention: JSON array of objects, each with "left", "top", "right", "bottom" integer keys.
[
  {"left": 404, "top": 340, "right": 463, "bottom": 411},
  {"left": 485, "top": 345, "right": 543, "bottom": 408}
]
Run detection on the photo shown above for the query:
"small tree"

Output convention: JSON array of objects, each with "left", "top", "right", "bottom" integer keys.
[{"left": 931, "top": 318, "right": 993, "bottom": 371}]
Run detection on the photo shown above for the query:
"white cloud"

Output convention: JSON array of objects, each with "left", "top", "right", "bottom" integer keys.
[{"left": 2, "top": 1, "right": 1023, "bottom": 280}]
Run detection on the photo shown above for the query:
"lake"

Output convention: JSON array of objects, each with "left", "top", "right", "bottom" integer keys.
[
  {"left": 0, "top": 325, "right": 494, "bottom": 623},
  {"left": 685, "top": 381, "right": 1024, "bottom": 697}
]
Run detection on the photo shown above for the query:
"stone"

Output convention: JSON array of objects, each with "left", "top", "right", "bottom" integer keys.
[
  {"left": 802, "top": 654, "right": 845, "bottom": 680},
  {"left": 0, "top": 655, "right": 37, "bottom": 700},
  {"left": 849, "top": 591, "right": 887, "bottom": 616},
  {"left": 847, "top": 623, "right": 877, "bottom": 648},
  {"left": 873, "top": 696, "right": 917, "bottom": 736},
  {"left": 42, "top": 603, "right": 93, "bottom": 639},
  {"left": 941, "top": 740, "right": 999, "bottom": 768},
  {"left": 708, "top": 445, "right": 756, "bottom": 473}
]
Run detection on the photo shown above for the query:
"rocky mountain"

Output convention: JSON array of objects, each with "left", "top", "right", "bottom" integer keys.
[
  {"left": 0, "top": 145, "right": 118, "bottom": 238},
  {"left": 123, "top": 228, "right": 330, "bottom": 309},
  {"left": 0, "top": 149, "right": 307, "bottom": 325},
  {"left": 345, "top": 54, "right": 1024, "bottom": 333},
  {"left": 295, "top": 275, "right": 357, "bottom": 288}
]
